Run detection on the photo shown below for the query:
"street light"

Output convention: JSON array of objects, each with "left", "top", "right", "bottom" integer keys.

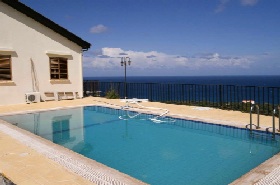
[{"left": 120, "top": 57, "right": 131, "bottom": 99}]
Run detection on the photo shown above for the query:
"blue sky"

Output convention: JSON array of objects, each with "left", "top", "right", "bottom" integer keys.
[{"left": 21, "top": 0, "right": 280, "bottom": 76}]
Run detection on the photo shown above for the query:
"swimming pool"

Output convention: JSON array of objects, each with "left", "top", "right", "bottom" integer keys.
[{"left": 1, "top": 106, "right": 280, "bottom": 185}]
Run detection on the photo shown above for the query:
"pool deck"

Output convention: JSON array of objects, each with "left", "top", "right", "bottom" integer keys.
[{"left": 0, "top": 97, "right": 279, "bottom": 185}]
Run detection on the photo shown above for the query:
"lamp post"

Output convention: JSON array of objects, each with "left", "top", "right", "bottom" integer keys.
[{"left": 120, "top": 57, "right": 131, "bottom": 99}]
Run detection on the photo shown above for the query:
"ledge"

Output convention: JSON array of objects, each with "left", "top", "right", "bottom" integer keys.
[
  {"left": 46, "top": 51, "right": 73, "bottom": 59},
  {"left": 0, "top": 81, "right": 16, "bottom": 86},
  {"left": 0, "top": 48, "right": 17, "bottom": 56},
  {"left": 50, "top": 80, "right": 71, "bottom": 84}
]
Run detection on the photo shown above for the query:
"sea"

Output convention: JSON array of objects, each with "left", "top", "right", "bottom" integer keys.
[{"left": 84, "top": 76, "right": 280, "bottom": 87}]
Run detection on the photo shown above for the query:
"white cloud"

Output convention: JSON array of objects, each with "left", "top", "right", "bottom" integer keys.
[
  {"left": 90, "top": 24, "right": 108, "bottom": 34},
  {"left": 215, "top": 0, "right": 258, "bottom": 13},
  {"left": 240, "top": 0, "right": 258, "bottom": 6},
  {"left": 188, "top": 53, "right": 253, "bottom": 69},
  {"left": 83, "top": 48, "right": 254, "bottom": 72},
  {"left": 84, "top": 48, "right": 176, "bottom": 70},
  {"left": 215, "top": 0, "right": 230, "bottom": 13}
]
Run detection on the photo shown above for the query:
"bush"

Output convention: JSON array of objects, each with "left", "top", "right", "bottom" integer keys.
[{"left": 105, "top": 89, "right": 120, "bottom": 99}]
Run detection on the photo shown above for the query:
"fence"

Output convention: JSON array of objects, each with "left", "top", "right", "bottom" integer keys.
[{"left": 83, "top": 80, "right": 280, "bottom": 115}]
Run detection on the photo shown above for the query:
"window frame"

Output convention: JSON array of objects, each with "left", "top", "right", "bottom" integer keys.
[
  {"left": 0, "top": 55, "right": 12, "bottom": 81},
  {"left": 49, "top": 57, "right": 68, "bottom": 80}
]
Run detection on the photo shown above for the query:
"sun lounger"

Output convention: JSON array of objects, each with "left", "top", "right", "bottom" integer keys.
[
  {"left": 120, "top": 98, "right": 149, "bottom": 108},
  {"left": 120, "top": 98, "right": 149, "bottom": 103},
  {"left": 119, "top": 98, "right": 170, "bottom": 122},
  {"left": 242, "top": 100, "right": 255, "bottom": 104}
]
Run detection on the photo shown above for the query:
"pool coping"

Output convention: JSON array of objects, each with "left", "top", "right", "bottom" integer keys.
[{"left": 0, "top": 103, "right": 280, "bottom": 185}]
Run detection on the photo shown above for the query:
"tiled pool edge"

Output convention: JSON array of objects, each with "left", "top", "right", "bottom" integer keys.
[
  {"left": 0, "top": 120, "right": 147, "bottom": 185},
  {"left": 255, "top": 165, "right": 280, "bottom": 185},
  {"left": 230, "top": 152, "right": 280, "bottom": 185}
]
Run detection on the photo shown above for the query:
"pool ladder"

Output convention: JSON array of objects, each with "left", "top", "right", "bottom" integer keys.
[
  {"left": 249, "top": 104, "right": 280, "bottom": 139},
  {"left": 249, "top": 104, "right": 260, "bottom": 131},
  {"left": 270, "top": 105, "right": 280, "bottom": 138}
]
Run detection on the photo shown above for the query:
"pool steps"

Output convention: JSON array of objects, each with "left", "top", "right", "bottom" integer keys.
[{"left": 248, "top": 104, "right": 280, "bottom": 139}]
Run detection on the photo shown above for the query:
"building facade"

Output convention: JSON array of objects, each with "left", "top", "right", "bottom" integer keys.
[{"left": 0, "top": 0, "right": 91, "bottom": 105}]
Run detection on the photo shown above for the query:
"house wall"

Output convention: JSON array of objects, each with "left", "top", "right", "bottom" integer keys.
[{"left": 0, "top": 2, "right": 84, "bottom": 105}]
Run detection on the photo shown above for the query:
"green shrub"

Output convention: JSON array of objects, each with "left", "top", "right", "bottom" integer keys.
[{"left": 105, "top": 89, "right": 120, "bottom": 99}]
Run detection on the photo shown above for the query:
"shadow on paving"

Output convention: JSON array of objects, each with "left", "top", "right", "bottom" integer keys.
[{"left": 0, "top": 174, "right": 16, "bottom": 185}]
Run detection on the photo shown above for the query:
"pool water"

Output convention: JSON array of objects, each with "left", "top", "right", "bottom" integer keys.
[{"left": 1, "top": 106, "right": 280, "bottom": 185}]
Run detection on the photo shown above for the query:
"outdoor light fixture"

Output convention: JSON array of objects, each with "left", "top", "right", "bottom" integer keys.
[{"left": 120, "top": 57, "right": 132, "bottom": 98}]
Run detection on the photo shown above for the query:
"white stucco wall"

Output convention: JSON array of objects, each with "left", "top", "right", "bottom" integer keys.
[{"left": 0, "top": 2, "right": 85, "bottom": 105}]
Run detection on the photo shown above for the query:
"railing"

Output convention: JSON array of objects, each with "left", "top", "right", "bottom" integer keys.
[{"left": 83, "top": 80, "right": 280, "bottom": 116}]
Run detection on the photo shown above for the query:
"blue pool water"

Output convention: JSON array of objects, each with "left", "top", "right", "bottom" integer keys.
[{"left": 1, "top": 106, "right": 280, "bottom": 185}]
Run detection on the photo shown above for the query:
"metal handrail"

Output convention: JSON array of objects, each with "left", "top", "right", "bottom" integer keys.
[
  {"left": 249, "top": 104, "right": 260, "bottom": 134},
  {"left": 272, "top": 105, "right": 280, "bottom": 137}
]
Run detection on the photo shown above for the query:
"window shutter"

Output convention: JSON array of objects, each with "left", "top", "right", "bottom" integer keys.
[{"left": 0, "top": 55, "right": 12, "bottom": 80}]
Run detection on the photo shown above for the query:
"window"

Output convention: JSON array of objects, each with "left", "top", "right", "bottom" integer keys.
[
  {"left": 50, "top": 57, "right": 68, "bottom": 79},
  {"left": 0, "top": 55, "right": 12, "bottom": 81}
]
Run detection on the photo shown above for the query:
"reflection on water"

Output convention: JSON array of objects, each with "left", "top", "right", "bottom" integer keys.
[
  {"left": 0, "top": 107, "right": 93, "bottom": 154},
  {"left": 52, "top": 115, "right": 72, "bottom": 144}
]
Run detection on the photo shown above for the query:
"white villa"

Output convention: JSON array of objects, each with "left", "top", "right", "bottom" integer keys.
[{"left": 0, "top": 0, "right": 91, "bottom": 105}]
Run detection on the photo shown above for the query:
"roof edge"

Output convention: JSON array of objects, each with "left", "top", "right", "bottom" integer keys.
[{"left": 2, "top": 0, "right": 91, "bottom": 50}]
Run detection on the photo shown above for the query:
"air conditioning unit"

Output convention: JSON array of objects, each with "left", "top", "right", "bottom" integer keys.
[{"left": 25, "top": 92, "right": 41, "bottom": 103}]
